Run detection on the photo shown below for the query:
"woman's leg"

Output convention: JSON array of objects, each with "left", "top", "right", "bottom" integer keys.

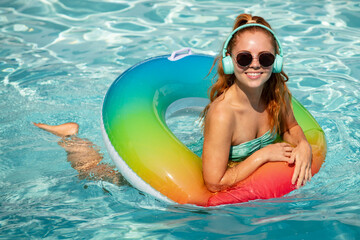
[{"left": 33, "top": 122, "right": 124, "bottom": 185}]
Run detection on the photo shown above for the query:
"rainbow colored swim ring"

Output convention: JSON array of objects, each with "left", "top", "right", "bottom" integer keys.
[{"left": 101, "top": 48, "right": 327, "bottom": 207}]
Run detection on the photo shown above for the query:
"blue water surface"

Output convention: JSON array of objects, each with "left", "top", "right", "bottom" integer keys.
[{"left": 1, "top": 0, "right": 360, "bottom": 239}]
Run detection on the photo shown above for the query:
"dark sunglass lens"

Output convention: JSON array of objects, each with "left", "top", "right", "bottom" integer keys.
[
  {"left": 259, "top": 53, "right": 275, "bottom": 67},
  {"left": 236, "top": 52, "right": 252, "bottom": 66}
]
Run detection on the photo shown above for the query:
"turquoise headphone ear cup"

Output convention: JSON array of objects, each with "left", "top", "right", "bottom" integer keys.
[
  {"left": 222, "top": 56, "right": 234, "bottom": 74},
  {"left": 272, "top": 54, "right": 283, "bottom": 73}
]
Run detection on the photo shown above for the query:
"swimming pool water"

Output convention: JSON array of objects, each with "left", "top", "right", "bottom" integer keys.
[{"left": 1, "top": 0, "right": 360, "bottom": 239}]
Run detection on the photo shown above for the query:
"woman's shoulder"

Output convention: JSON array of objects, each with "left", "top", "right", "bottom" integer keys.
[{"left": 206, "top": 98, "right": 235, "bottom": 126}]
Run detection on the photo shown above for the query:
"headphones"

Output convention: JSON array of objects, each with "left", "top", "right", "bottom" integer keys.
[{"left": 222, "top": 23, "right": 283, "bottom": 74}]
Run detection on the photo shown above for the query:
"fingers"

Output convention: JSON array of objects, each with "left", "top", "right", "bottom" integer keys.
[
  {"left": 281, "top": 144, "right": 294, "bottom": 162},
  {"left": 284, "top": 151, "right": 292, "bottom": 158},
  {"left": 265, "top": 143, "right": 294, "bottom": 163},
  {"left": 273, "top": 142, "right": 312, "bottom": 188},
  {"left": 279, "top": 142, "right": 292, "bottom": 148},
  {"left": 305, "top": 165, "right": 312, "bottom": 182},
  {"left": 284, "top": 146, "right": 293, "bottom": 153},
  {"left": 291, "top": 162, "right": 300, "bottom": 185},
  {"left": 296, "top": 164, "right": 306, "bottom": 188},
  {"left": 288, "top": 153, "right": 295, "bottom": 164},
  {"left": 304, "top": 167, "right": 309, "bottom": 183},
  {"left": 279, "top": 143, "right": 293, "bottom": 152},
  {"left": 292, "top": 160, "right": 312, "bottom": 188}
]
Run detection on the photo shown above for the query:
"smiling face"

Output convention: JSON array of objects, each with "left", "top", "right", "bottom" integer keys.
[{"left": 230, "top": 30, "right": 275, "bottom": 90}]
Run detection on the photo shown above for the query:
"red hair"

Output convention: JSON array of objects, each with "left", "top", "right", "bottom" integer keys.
[{"left": 202, "top": 13, "right": 291, "bottom": 134}]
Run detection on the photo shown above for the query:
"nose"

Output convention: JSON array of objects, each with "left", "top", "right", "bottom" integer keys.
[{"left": 249, "top": 56, "right": 260, "bottom": 69}]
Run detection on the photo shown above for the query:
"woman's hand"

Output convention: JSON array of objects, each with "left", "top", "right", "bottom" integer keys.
[
  {"left": 259, "top": 142, "right": 294, "bottom": 163},
  {"left": 290, "top": 141, "right": 312, "bottom": 188},
  {"left": 279, "top": 99, "right": 313, "bottom": 189}
]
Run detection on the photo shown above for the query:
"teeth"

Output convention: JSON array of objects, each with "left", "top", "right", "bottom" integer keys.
[{"left": 247, "top": 73, "right": 261, "bottom": 76}]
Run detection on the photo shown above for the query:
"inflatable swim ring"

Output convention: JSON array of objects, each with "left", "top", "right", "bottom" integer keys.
[{"left": 101, "top": 48, "right": 327, "bottom": 206}]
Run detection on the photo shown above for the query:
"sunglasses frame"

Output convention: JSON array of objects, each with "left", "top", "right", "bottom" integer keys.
[{"left": 234, "top": 51, "right": 275, "bottom": 68}]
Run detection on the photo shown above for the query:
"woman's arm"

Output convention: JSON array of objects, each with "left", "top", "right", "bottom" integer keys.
[
  {"left": 282, "top": 101, "right": 312, "bottom": 188},
  {"left": 202, "top": 106, "right": 294, "bottom": 192}
]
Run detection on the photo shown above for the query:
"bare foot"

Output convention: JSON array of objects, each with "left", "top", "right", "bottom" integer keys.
[{"left": 33, "top": 122, "right": 79, "bottom": 137}]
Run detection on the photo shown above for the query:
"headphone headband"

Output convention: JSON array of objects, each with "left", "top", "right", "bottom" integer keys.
[{"left": 222, "top": 23, "right": 282, "bottom": 57}]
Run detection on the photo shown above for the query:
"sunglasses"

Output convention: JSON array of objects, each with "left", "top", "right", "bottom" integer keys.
[{"left": 235, "top": 51, "right": 275, "bottom": 68}]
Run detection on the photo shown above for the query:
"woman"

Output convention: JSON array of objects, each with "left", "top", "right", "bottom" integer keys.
[
  {"left": 34, "top": 13, "right": 311, "bottom": 197},
  {"left": 201, "top": 13, "right": 312, "bottom": 193}
]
